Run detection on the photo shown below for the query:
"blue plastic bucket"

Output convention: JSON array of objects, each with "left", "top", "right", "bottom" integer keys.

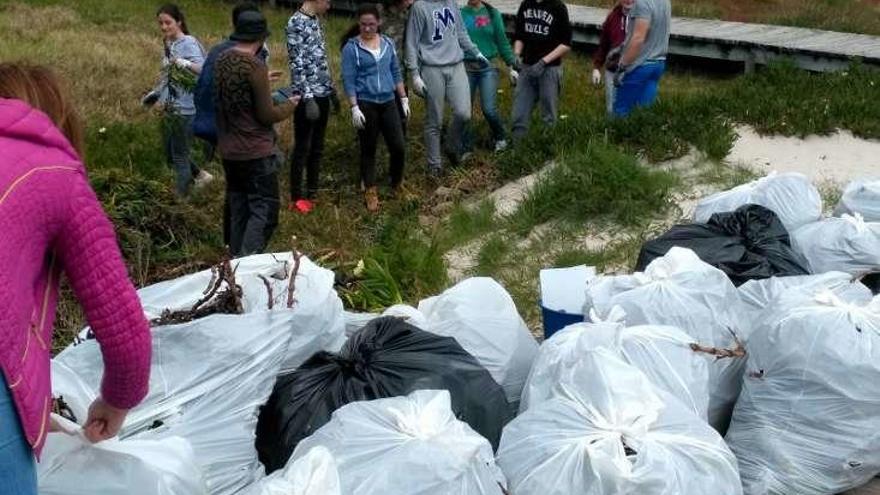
[{"left": 541, "top": 304, "right": 584, "bottom": 340}]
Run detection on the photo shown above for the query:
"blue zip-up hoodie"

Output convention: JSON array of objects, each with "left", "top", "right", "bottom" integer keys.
[{"left": 341, "top": 35, "right": 403, "bottom": 105}]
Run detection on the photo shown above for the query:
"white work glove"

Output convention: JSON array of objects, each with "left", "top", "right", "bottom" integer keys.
[
  {"left": 508, "top": 68, "right": 519, "bottom": 86},
  {"left": 350, "top": 105, "right": 366, "bottom": 129},
  {"left": 173, "top": 58, "right": 193, "bottom": 70},
  {"left": 400, "top": 96, "right": 411, "bottom": 118},
  {"left": 411, "top": 74, "right": 427, "bottom": 98},
  {"left": 591, "top": 68, "right": 602, "bottom": 86}
]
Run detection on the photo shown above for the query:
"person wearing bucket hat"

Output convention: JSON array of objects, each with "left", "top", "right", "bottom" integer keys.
[
  {"left": 215, "top": 9, "right": 301, "bottom": 256},
  {"left": 230, "top": 9, "right": 270, "bottom": 41}
]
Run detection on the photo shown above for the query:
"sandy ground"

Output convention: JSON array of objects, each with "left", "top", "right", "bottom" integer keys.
[{"left": 728, "top": 125, "right": 880, "bottom": 185}]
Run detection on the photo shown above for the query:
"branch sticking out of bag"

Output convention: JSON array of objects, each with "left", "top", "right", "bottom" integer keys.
[
  {"left": 152, "top": 256, "right": 244, "bottom": 326},
  {"left": 689, "top": 328, "right": 746, "bottom": 360},
  {"left": 287, "top": 236, "right": 303, "bottom": 309},
  {"left": 258, "top": 274, "right": 274, "bottom": 310}
]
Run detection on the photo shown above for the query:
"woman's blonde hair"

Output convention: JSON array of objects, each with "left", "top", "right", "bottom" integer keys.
[{"left": 0, "top": 63, "right": 85, "bottom": 156}]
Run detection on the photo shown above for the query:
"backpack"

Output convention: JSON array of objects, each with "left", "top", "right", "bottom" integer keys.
[{"left": 193, "top": 40, "right": 236, "bottom": 144}]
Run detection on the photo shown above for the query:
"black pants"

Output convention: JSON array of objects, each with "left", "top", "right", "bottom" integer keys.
[
  {"left": 358, "top": 100, "right": 406, "bottom": 189},
  {"left": 289, "top": 96, "right": 330, "bottom": 201},
  {"left": 223, "top": 156, "right": 280, "bottom": 256},
  {"left": 395, "top": 91, "right": 408, "bottom": 139}
]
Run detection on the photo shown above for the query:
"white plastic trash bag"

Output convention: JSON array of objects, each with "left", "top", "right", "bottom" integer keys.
[
  {"left": 53, "top": 311, "right": 296, "bottom": 495},
  {"left": 835, "top": 179, "right": 880, "bottom": 221},
  {"left": 416, "top": 277, "right": 539, "bottom": 409},
  {"left": 792, "top": 214, "right": 880, "bottom": 277},
  {"left": 521, "top": 321, "right": 711, "bottom": 419},
  {"left": 737, "top": 272, "right": 870, "bottom": 329},
  {"left": 693, "top": 171, "right": 822, "bottom": 232},
  {"left": 38, "top": 415, "right": 207, "bottom": 495},
  {"left": 498, "top": 348, "right": 742, "bottom": 495},
  {"left": 110, "top": 252, "right": 346, "bottom": 370},
  {"left": 241, "top": 446, "right": 340, "bottom": 495},
  {"left": 342, "top": 310, "right": 380, "bottom": 337},
  {"left": 726, "top": 290, "right": 880, "bottom": 495},
  {"left": 585, "top": 247, "right": 748, "bottom": 432},
  {"left": 290, "top": 390, "right": 507, "bottom": 495}
]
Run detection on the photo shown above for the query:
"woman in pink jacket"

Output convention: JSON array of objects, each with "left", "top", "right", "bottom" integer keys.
[{"left": 0, "top": 63, "right": 152, "bottom": 494}]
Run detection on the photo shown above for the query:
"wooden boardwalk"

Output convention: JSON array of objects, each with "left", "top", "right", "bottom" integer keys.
[{"left": 328, "top": 0, "right": 880, "bottom": 72}]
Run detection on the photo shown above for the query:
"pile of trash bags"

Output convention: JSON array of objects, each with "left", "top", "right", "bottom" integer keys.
[
  {"left": 587, "top": 247, "right": 749, "bottom": 431},
  {"left": 40, "top": 172, "right": 880, "bottom": 495},
  {"left": 637, "top": 204, "right": 810, "bottom": 286},
  {"left": 727, "top": 289, "right": 880, "bottom": 495},
  {"left": 254, "top": 316, "right": 511, "bottom": 472}
]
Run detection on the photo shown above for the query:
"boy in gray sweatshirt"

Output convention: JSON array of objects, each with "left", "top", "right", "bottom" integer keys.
[{"left": 406, "top": 0, "right": 487, "bottom": 175}]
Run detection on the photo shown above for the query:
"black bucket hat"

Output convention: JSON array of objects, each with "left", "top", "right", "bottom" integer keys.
[{"left": 230, "top": 10, "right": 270, "bottom": 42}]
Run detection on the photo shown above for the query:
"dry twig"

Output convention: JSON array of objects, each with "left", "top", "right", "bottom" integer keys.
[
  {"left": 258, "top": 274, "right": 274, "bottom": 310},
  {"left": 689, "top": 328, "right": 747, "bottom": 360},
  {"left": 287, "top": 236, "right": 303, "bottom": 309},
  {"left": 152, "top": 256, "right": 244, "bottom": 326}
]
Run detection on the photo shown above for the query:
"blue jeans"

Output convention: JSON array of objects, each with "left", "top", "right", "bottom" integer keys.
[
  {"left": 0, "top": 374, "right": 36, "bottom": 495},
  {"left": 163, "top": 112, "right": 201, "bottom": 197},
  {"left": 613, "top": 61, "right": 666, "bottom": 117},
  {"left": 463, "top": 67, "right": 506, "bottom": 151}
]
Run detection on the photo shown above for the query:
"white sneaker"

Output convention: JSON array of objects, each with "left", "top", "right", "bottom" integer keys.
[
  {"left": 494, "top": 140, "right": 509, "bottom": 152},
  {"left": 194, "top": 170, "right": 214, "bottom": 188}
]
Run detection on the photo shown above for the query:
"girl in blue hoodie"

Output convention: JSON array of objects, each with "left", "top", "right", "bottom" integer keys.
[{"left": 342, "top": 4, "right": 410, "bottom": 212}]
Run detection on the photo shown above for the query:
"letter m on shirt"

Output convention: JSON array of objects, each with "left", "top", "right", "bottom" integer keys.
[{"left": 432, "top": 7, "right": 455, "bottom": 42}]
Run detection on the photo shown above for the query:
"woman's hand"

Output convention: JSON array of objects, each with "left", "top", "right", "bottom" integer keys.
[
  {"left": 351, "top": 105, "right": 367, "bottom": 129},
  {"left": 83, "top": 397, "right": 129, "bottom": 443}
]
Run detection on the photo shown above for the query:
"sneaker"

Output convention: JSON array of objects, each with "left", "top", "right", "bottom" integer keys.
[
  {"left": 193, "top": 170, "right": 214, "bottom": 188},
  {"left": 460, "top": 152, "right": 474, "bottom": 163},
  {"left": 288, "top": 199, "right": 315, "bottom": 214},
  {"left": 364, "top": 186, "right": 380, "bottom": 213},
  {"left": 494, "top": 140, "right": 509, "bottom": 152}
]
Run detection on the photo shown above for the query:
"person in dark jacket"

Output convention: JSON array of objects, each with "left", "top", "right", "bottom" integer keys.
[
  {"left": 592, "top": 0, "right": 633, "bottom": 114},
  {"left": 342, "top": 4, "right": 410, "bottom": 213},
  {"left": 510, "top": 0, "right": 572, "bottom": 140},
  {"left": 193, "top": 2, "right": 279, "bottom": 146},
  {"left": 215, "top": 11, "right": 299, "bottom": 255}
]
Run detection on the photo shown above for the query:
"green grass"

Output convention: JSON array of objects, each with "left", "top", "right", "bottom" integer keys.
[{"left": 509, "top": 142, "right": 678, "bottom": 235}]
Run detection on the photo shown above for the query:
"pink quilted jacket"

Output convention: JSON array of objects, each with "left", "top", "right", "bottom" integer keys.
[{"left": 0, "top": 98, "right": 151, "bottom": 456}]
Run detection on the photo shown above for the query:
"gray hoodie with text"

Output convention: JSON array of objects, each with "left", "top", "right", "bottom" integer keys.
[{"left": 405, "top": 0, "right": 480, "bottom": 71}]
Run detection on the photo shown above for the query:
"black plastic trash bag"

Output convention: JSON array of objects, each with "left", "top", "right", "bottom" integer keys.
[
  {"left": 255, "top": 316, "right": 511, "bottom": 473},
  {"left": 636, "top": 204, "right": 810, "bottom": 286}
]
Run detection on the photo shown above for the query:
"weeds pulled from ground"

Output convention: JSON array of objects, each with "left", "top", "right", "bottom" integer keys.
[
  {"left": 152, "top": 257, "right": 243, "bottom": 326},
  {"left": 89, "top": 168, "right": 222, "bottom": 285}
]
